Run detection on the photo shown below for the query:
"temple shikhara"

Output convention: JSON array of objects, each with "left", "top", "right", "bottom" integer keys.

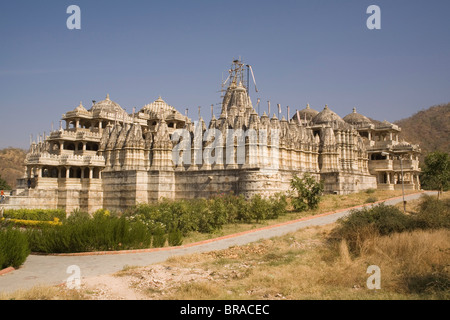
[{"left": 5, "top": 60, "right": 421, "bottom": 213}]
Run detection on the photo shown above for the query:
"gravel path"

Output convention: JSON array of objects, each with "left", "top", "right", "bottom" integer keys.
[{"left": 0, "top": 191, "right": 436, "bottom": 294}]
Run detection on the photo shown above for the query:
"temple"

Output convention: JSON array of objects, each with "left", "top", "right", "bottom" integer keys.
[{"left": 4, "top": 60, "right": 421, "bottom": 213}]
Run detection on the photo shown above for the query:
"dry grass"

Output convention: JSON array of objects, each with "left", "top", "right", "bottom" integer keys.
[
  {"left": 0, "top": 285, "right": 84, "bottom": 300},
  {"left": 159, "top": 226, "right": 449, "bottom": 300}
]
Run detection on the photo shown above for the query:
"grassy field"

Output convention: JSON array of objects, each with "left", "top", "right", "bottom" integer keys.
[{"left": 1, "top": 190, "right": 447, "bottom": 301}]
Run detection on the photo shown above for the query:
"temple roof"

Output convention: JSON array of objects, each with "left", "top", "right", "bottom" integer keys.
[
  {"left": 293, "top": 104, "right": 319, "bottom": 121},
  {"left": 73, "top": 101, "right": 88, "bottom": 113},
  {"left": 140, "top": 96, "right": 186, "bottom": 121},
  {"left": 311, "top": 105, "right": 345, "bottom": 126},
  {"left": 90, "top": 94, "right": 126, "bottom": 115},
  {"left": 343, "top": 108, "right": 373, "bottom": 126}
]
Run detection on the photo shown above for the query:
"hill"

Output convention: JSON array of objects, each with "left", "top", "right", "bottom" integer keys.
[
  {"left": 394, "top": 103, "right": 450, "bottom": 158},
  {"left": 0, "top": 147, "right": 27, "bottom": 189}
]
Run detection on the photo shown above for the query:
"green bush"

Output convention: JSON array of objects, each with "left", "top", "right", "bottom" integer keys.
[
  {"left": 3, "top": 208, "right": 66, "bottom": 221},
  {"left": 152, "top": 225, "right": 167, "bottom": 248},
  {"left": 268, "top": 193, "right": 288, "bottom": 219},
  {"left": 25, "top": 213, "right": 152, "bottom": 253},
  {"left": 168, "top": 228, "right": 183, "bottom": 247},
  {"left": 365, "top": 196, "right": 378, "bottom": 203},
  {"left": 330, "top": 203, "right": 414, "bottom": 255},
  {"left": 126, "top": 193, "right": 288, "bottom": 237},
  {"left": 0, "top": 227, "right": 30, "bottom": 269},
  {"left": 290, "top": 173, "right": 323, "bottom": 212}
]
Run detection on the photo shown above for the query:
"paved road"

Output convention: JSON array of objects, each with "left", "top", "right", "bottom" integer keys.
[{"left": 0, "top": 191, "right": 436, "bottom": 294}]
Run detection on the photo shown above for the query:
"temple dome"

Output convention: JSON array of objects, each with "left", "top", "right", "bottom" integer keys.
[
  {"left": 90, "top": 94, "right": 126, "bottom": 115},
  {"left": 343, "top": 108, "right": 372, "bottom": 126},
  {"left": 140, "top": 96, "right": 185, "bottom": 120},
  {"left": 293, "top": 104, "right": 319, "bottom": 121},
  {"left": 311, "top": 105, "right": 345, "bottom": 126},
  {"left": 73, "top": 101, "right": 88, "bottom": 113}
]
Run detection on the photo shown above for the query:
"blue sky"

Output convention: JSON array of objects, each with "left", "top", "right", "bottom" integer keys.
[{"left": 1, "top": 0, "right": 449, "bottom": 149}]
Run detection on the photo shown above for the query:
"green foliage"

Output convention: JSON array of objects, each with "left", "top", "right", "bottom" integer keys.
[
  {"left": 267, "top": 193, "right": 288, "bottom": 219},
  {"left": 365, "top": 196, "right": 378, "bottom": 203},
  {"left": 290, "top": 173, "right": 324, "bottom": 212},
  {"left": 168, "top": 229, "right": 183, "bottom": 247},
  {"left": 18, "top": 192, "right": 287, "bottom": 253},
  {"left": 0, "top": 174, "right": 11, "bottom": 191},
  {"left": 421, "top": 151, "right": 450, "bottom": 196},
  {"left": 25, "top": 213, "right": 152, "bottom": 253},
  {"left": 0, "top": 227, "right": 30, "bottom": 269},
  {"left": 249, "top": 194, "right": 268, "bottom": 223},
  {"left": 124, "top": 192, "right": 288, "bottom": 239},
  {"left": 4, "top": 208, "right": 66, "bottom": 221},
  {"left": 152, "top": 225, "right": 166, "bottom": 248}
]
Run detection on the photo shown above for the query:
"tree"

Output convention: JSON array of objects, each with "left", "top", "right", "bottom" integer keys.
[
  {"left": 0, "top": 174, "right": 11, "bottom": 191},
  {"left": 290, "top": 173, "right": 324, "bottom": 211},
  {"left": 421, "top": 151, "right": 450, "bottom": 199}
]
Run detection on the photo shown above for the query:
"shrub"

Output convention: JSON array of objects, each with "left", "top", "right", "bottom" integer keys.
[
  {"left": 290, "top": 173, "right": 323, "bottom": 212},
  {"left": 168, "top": 228, "right": 183, "bottom": 246},
  {"left": 25, "top": 214, "right": 152, "bottom": 253},
  {"left": 152, "top": 225, "right": 167, "bottom": 248},
  {"left": 267, "top": 193, "right": 288, "bottom": 219},
  {"left": 365, "top": 196, "right": 378, "bottom": 203},
  {"left": 124, "top": 192, "right": 287, "bottom": 240},
  {"left": 3, "top": 209, "right": 66, "bottom": 222},
  {"left": 66, "top": 209, "right": 91, "bottom": 223},
  {"left": 365, "top": 188, "right": 376, "bottom": 194},
  {"left": 233, "top": 195, "right": 252, "bottom": 223},
  {"left": 0, "top": 227, "right": 30, "bottom": 269},
  {"left": 330, "top": 203, "right": 414, "bottom": 255},
  {"left": 411, "top": 194, "right": 450, "bottom": 229},
  {"left": 249, "top": 194, "right": 268, "bottom": 223},
  {"left": 1, "top": 217, "right": 62, "bottom": 228}
]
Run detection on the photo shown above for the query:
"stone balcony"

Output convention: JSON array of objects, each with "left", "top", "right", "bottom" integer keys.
[
  {"left": 49, "top": 129, "right": 102, "bottom": 141},
  {"left": 392, "top": 159, "right": 419, "bottom": 171},
  {"left": 369, "top": 159, "right": 393, "bottom": 171},
  {"left": 25, "top": 153, "right": 106, "bottom": 167}
]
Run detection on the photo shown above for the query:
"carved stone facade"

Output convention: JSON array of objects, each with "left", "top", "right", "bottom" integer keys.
[{"left": 5, "top": 60, "right": 420, "bottom": 213}]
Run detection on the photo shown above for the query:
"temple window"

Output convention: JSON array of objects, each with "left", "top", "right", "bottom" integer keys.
[{"left": 65, "top": 143, "right": 75, "bottom": 150}]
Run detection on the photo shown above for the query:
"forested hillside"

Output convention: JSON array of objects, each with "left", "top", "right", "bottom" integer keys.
[{"left": 394, "top": 103, "right": 450, "bottom": 158}]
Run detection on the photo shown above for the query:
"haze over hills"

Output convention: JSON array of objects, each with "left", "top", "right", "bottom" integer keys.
[{"left": 0, "top": 103, "right": 448, "bottom": 190}]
